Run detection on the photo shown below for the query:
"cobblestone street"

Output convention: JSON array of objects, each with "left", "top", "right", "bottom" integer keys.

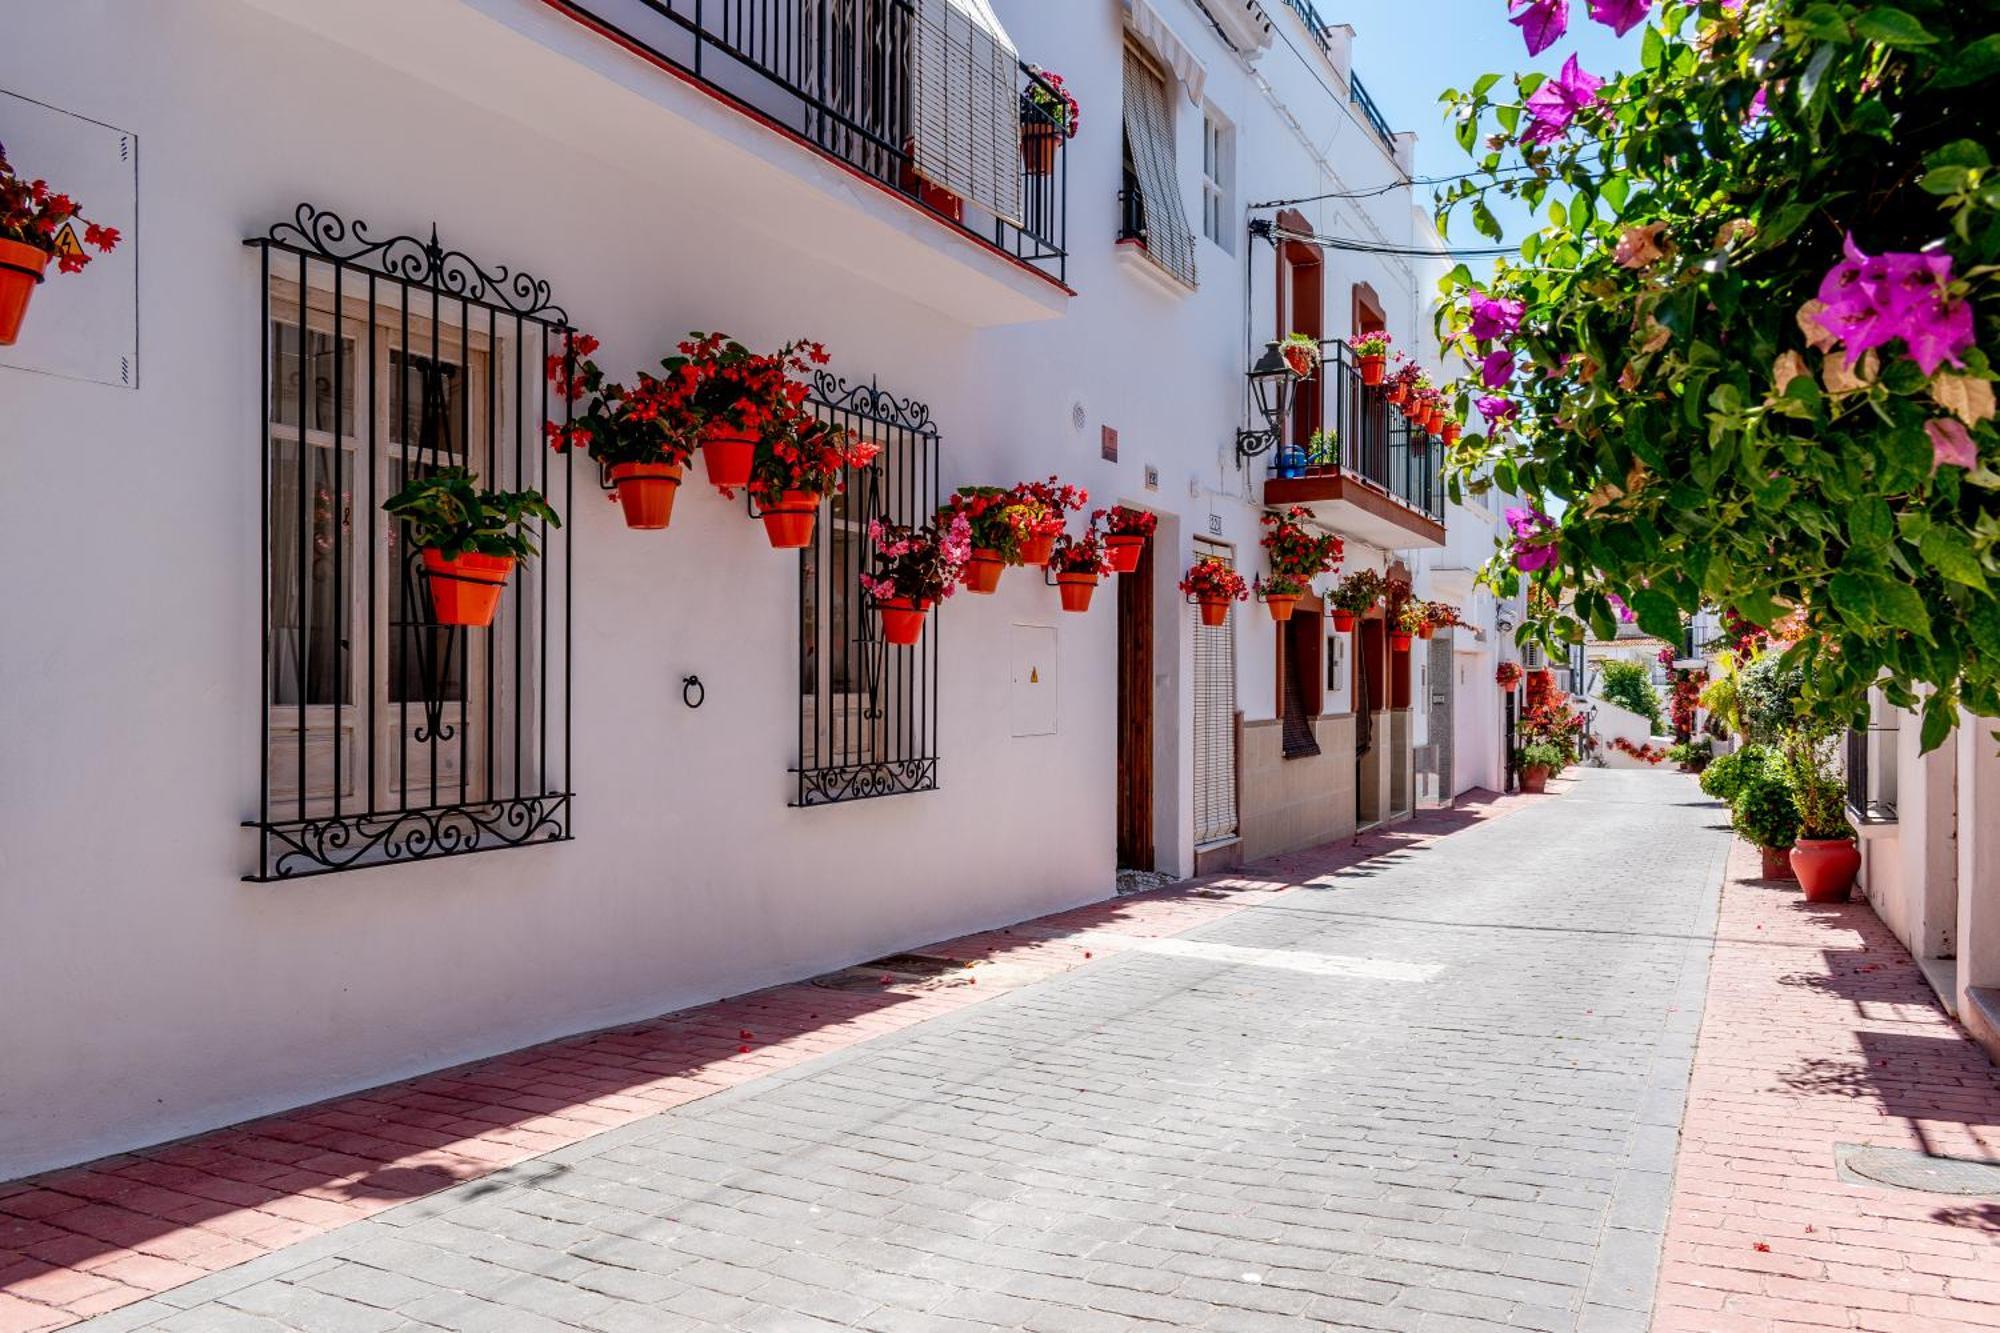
[{"left": 35, "top": 771, "right": 1736, "bottom": 1331}]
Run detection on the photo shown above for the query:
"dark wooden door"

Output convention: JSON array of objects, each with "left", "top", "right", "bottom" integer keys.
[{"left": 1116, "top": 539, "right": 1155, "bottom": 870}]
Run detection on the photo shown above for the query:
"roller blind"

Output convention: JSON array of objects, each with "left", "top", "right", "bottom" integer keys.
[
  {"left": 911, "top": 0, "right": 1022, "bottom": 225},
  {"left": 1193, "top": 547, "right": 1239, "bottom": 844},
  {"left": 1122, "top": 46, "right": 1198, "bottom": 289}
]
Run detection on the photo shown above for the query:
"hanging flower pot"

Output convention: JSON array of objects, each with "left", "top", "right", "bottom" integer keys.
[
  {"left": 961, "top": 547, "right": 1006, "bottom": 594},
  {"left": 1197, "top": 596, "right": 1230, "bottom": 628},
  {"left": 1022, "top": 125, "right": 1061, "bottom": 176},
  {"left": 875, "top": 596, "right": 930, "bottom": 646},
  {"left": 1359, "top": 353, "right": 1385, "bottom": 386},
  {"left": 1017, "top": 531, "right": 1058, "bottom": 567},
  {"left": 1760, "top": 845, "right": 1797, "bottom": 881},
  {"left": 1331, "top": 609, "right": 1355, "bottom": 632},
  {"left": 700, "top": 425, "right": 757, "bottom": 490},
  {"left": 1104, "top": 534, "right": 1146, "bottom": 574},
  {"left": 760, "top": 490, "right": 820, "bottom": 549},
  {"left": 0, "top": 238, "right": 50, "bottom": 347},
  {"left": 1056, "top": 571, "right": 1099, "bottom": 613},
  {"left": 1265, "top": 594, "right": 1298, "bottom": 622},
  {"left": 1417, "top": 624, "right": 1435, "bottom": 641},
  {"left": 1387, "top": 385, "right": 1408, "bottom": 408},
  {"left": 421, "top": 549, "right": 515, "bottom": 628},
  {"left": 1442, "top": 422, "right": 1461, "bottom": 447},
  {"left": 608, "top": 460, "right": 683, "bottom": 530},
  {"left": 1790, "top": 837, "right": 1859, "bottom": 902},
  {"left": 1390, "top": 630, "right": 1413, "bottom": 651}
]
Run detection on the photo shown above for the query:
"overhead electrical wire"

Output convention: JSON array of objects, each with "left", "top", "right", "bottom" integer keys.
[{"left": 1268, "top": 226, "right": 1517, "bottom": 259}]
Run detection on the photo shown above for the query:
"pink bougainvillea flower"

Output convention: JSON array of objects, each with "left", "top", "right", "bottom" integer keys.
[
  {"left": 1523, "top": 55, "right": 1603, "bottom": 145},
  {"left": 1476, "top": 394, "right": 1519, "bottom": 424},
  {"left": 1587, "top": 0, "right": 1651, "bottom": 36},
  {"left": 1505, "top": 507, "right": 1560, "bottom": 573},
  {"left": 1816, "top": 235, "right": 1974, "bottom": 375},
  {"left": 1927, "top": 418, "right": 1979, "bottom": 471},
  {"left": 1482, "top": 350, "right": 1517, "bottom": 390},
  {"left": 1745, "top": 87, "right": 1768, "bottom": 123},
  {"left": 1468, "top": 295, "right": 1525, "bottom": 343},
  {"left": 1607, "top": 593, "right": 1638, "bottom": 623},
  {"left": 1509, "top": 0, "right": 1569, "bottom": 56}
]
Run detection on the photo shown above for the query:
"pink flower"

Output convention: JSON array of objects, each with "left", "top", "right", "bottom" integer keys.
[
  {"left": 1476, "top": 395, "right": 1518, "bottom": 425},
  {"left": 1815, "top": 234, "right": 1975, "bottom": 376},
  {"left": 1510, "top": 0, "right": 1569, "bottom": 56},
  {"left": 1505, "top": 507, "right": 1560, "bottom": 573},
  {"left": 1523, "top": 56, "right": 1603, "bottom": 145},
  {"left": 1587, "top": 0, "right": 1650, "bottom": 36},
  {"left": 1482, "top": 350, "right": 1517, "bottom": 390},
  {"left": 1927, "top": 419, "right": 1979, "bottom": 471},
  {"left": 1607, "top": 593, "right": 1637, "bottom": 623},
  {"left": 1468, "top": 295, "right": 1525, "bottom": 343}
]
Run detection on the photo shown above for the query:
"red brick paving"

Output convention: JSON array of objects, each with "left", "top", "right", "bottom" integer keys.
[
  {"left": 1654, "top": 836, "right": 2000, "bottom": 1333},
  {"left": 0, "top": 791, "right": 1535, "bottom": 1332}
]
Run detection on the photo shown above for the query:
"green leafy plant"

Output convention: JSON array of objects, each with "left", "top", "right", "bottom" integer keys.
[
  {"left": 1780, "top": 726, "right": 1853, "bottom": 840},
  {"left": 1699, "top": 743, "right": 1777, "bottom": 803},
  {"left": 383, "top": 467, "right": 559, "bottom": 561},
  {"left": 1330, "top": 568, "right": 1384, "bottom": 615},
  {"left": 1732, "top": 766, "right": 1801, "bottom": 851},
  {"left": 1518, "top": 739, "right": 1567, "bottom": 771},
  {"left": 1599, "top": 659, "right": 1664, "bottom": 733},
  {"left": 1737, "top": 653, "right": 1806, "bottom": 746}
]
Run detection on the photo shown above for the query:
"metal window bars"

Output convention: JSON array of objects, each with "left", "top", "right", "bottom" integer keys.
[
  {"left": 1270, "top": 337, "right": 1445, "bottom": 521},
  {"left": 793, "top": 371, "right": 941, "bottom": 806},
  {"left": 244, "top": 205, "right": 575, "bottom": 880}
]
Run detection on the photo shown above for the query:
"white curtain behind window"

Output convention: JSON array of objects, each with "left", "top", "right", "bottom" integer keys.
[{"left": 911, "top": 0, "right": 1021, "bottom": 224}]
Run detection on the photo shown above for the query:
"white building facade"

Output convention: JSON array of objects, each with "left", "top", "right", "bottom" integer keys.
[{"left": 0, "top": 0, "right": 1505, "bottom": 1180}]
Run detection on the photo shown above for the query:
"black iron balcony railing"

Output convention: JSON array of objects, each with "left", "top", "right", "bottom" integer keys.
[
  {"left": 1270, "top": 338, "right": 1445, "bottom": 521},
  {"left": 1350, "top": 73, "right": 1397, "bottom": 151},
  {"left": 553, "top": 0, "right": 1067, "bottom": 285}
]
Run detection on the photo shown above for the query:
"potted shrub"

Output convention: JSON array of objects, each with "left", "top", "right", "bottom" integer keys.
[
  {"left": 1008, "top": 476, "right": 1087, "bottom": 567},
  {"left": 545, "top": 333, "right": 698, "bottom": 530},
  {"left": 1180, "top": 557, "right": 1248, "bottom": 627},
  {"left": 1496, "top": 661, "right": 1523, "bottom": 691},
  {"left": 1384, "top": 356, "right": 1420, "bottom": 408},
  {"left": 1021, "top": 66, "right": 1079, "bottom": 176},
  {"left": 745, "top": 416, "right": 879, "bottom": 549},
  {"left": 1049, "top": 530, "right": 1109, "bottom": 613},
  {"left": 1732, "top": 765, "right": 1801, "bottom": 881},
  {"left": 0, "top": 145, "right": 121, "bottom": 346},
  {"left": 1782, "top": 728, "right": 1860, "bottom": 902},
  {"left": 1667, "top": 737, "right": 1714, "bottom": 774},
  {"left": 1279, "top": 331, "right": 1321, "bottom": 379},
  {"left": 1352, "top": 330, "right": 1392, "bottom": 386},
  {"left": 859, "top": 511, "right": 970, "bottom": 646},
  {"left": 664, "top": 333, "right": 830, "bottom": 492},
  {"left": 1393, "top": 599, "right": 1428, "bottom": 650},
  {"left": 1699, "top": 743, "right": 1775, "bottom": 805},
  {"left": 1259, "top": 505, "right": 1343, "bottom": 623},
  {"left": 383, "top": 467, "right": 559, "bottom": 628},
  {"left": 1517, "top": 740, "right": 1565, "bottom": 794},
  {"left": 1327, "top": 568, "right": 1381, "bottom": 633},
  {"left": 1098, "top": 505, "right": 1156, "bottom": 574},
  {"left": 943, "top": 486, "right": 1023, "bottom": 593}
]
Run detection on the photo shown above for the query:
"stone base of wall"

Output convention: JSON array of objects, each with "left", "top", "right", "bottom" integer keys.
[{"left": 1238, "top": 714, "right": 1358, "bottom": 862}]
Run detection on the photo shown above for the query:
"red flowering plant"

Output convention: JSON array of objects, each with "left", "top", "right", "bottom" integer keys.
[
  {"left": 542, "top": 333, "right": 698, "bottom": 468},
  {"left": 0, "top": 143, "right": 120, "bottom": 273},
  {"left": 1050, "top": 529, "right": 1110, "bottom": 576},
  {"left": 1425, "top": 602, "right": 1466, "bottom": 631},
  {"left": 1382, "top": 572, "right": 1415, "bottom": 623},
  {"left": 942, "top": 486, "right": 1029, "bottom": 562},
  {"left": 1179, "top": 557, "right": 1249, "bottom": 603},
  {"left": 1258, "top": 505, "right": 1343, "bottom": 597},
  {"left": 747, "top": 415, "right": 880, "bottom": 507},
  {"left": 1496, "top": 661, "right": 1525, "bottom": 689},
  {"left": 1279, "top": 332, "right": 1322, "bottom": 378},
  {"left": 661, "top": 332, "right": 828, "bottom": 445},
  {"left": 860, "top": 511, "right": 972, "bottom": 607},
  {"left": 1022, "top": 66, "right": 1080, "bottom": 138},
  {"left": 1009, "top": 476, "right": 1088, "bottom": 546},
  {"left": 1670, "top": 667, "right": 1707, "bottom": 744},
  {"left": 1612, "top": 736, "right": 1669, "bottom": 765},
  {"left": 1329, "top": 568, "right": 1384, "bottom": 617},
  {"left": 1520, "top": 696, "right": 1587, "bottom": 766},
  {"left": 1352, "top": 330, "right": 1393, "bottom": 360},
  {"left": 1098, "top": 505, "right": 1158, "bottom": 537},
  {"left": 1384, "top": 355, "right": 1423, "bottom": 404}
]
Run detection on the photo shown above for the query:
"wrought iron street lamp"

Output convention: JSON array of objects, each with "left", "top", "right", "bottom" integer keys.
[{"left": 1235, "top": 340, "right": 1296, "bottom": 464}]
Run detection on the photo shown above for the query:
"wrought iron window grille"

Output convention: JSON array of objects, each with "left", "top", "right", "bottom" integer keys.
[
  {"left": 244, "top": 204, "right": 576, "bottom": 880},
  {"left": 792, "top": 371, "right": 941, "bottom": 807}
]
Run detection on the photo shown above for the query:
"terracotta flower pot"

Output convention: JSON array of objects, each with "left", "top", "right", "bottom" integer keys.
[
  {"left": 1791, "top": 837, "right": 1860, "bottom": 903},
  {"left": 1417, "top": 624, "right": 1435, "bottom": 641},
  {"left": 1759, "top": 845, "right": 1797, "bottom": 882},
  {"left": 608, "top": 460, "right": 683, "bottom": 530},
  {"left": 700, "top": 426, "right": 756, "bottom": 490},
  {"left": 420, "top": 549, "right": 514, "bottom": 628},
  {"left": 961, "top": 547, "right": 1006, "bottom": 594},
  {"left": 0, "top": 238, "right": 51, "bottom": 347},
  {"left": 1442, "top": 424, "right": 1461, "bottom": 447},
  {"left": 1265, "top": 593, "right": 1298, "bottom": 622},
  {"left": 1022, "top": 125, "right": 1060, "bottom": 176},
  {"left": 1104, "top": 533, "right": 1146, "bottom": 574},
  {"left": 1390, "top": 631, "right": 1413, "bottom": 651},
  {"left": 1017, "top": 531, "right": 1058, "bottom": 567},
  {"left": 1520, "top": 763, "right": 1549, "bottom": 794},
  {"left": 875, "top": 597, "right": 929, "bottom": 646},
  {"left": 1197, "top": 596, "right": 1230, "bottom": 628},
  {"left": 760, "top": 490, "right": 820, "bottom": 549},
  {"left": 1359, "top": 353, "right": 1385, "bottom": 386},
  {"left": 1056, "top": 571, "right": 1099, "bottom": 613},
  {"left": 1332, "top": 609, "right": 1355, "bottom": 632},
  {"left": 1387, "top": 386, "right": 1408, "bottom": 409}
]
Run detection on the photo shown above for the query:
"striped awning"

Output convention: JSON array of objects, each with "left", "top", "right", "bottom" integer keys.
[{"left": 1124, "top": 0, "right": 1207, "bottom": 105}]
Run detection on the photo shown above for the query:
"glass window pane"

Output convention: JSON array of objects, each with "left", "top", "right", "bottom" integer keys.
[
  {"left": 268, "top": 441, "right": 352, "bottom": 706},
  {"left": 270, "top": 322, "right": 355, "bottom": 433}
]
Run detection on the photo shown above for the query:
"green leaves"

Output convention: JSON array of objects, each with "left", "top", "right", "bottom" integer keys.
[
  {"left": 1853, "top": 8, "right": 1937, "bottom": 49},
  {"left": 1919, "top": 528, "right": 1991, "bottom": 590}
]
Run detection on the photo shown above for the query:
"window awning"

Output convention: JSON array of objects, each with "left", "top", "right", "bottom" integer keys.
[
  {"left": 1124, "top": 0, "right": 1207, "bottom": 105},
  {"left": 912, "top": 0, "right": 1024, "bottom": 225}
]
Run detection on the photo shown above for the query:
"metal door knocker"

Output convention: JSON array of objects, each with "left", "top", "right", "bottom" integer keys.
[{"left": 682, "top": 675, "right": 705, "bottom": 709}]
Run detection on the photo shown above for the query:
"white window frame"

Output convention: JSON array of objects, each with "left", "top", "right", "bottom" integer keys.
[{"left": 1201, "top": 109, "right": 1234, "bottom": 252}]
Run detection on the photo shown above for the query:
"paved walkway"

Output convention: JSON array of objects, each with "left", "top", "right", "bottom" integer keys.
[
  {"left": 1654, "top": 837, "right": 2000, "bottom": 1333},
  {"left": 6, "top": 769, "right": 1736, "bottom": 1332}
]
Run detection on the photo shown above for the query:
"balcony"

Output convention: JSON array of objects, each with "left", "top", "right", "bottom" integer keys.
[
  {"left": 1261, "top": 338, "right": 1446, "bottom": 550},
  {"left": 550, "top": 0, "right": 1068, "bottom": 288}
]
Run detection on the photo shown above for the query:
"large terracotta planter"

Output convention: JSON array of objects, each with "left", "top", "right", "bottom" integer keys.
[
  {"left": 1104, "top": 534, "right": 1146, "bottom": 574},
  {"left": 1265, "top": 593, "right": 1298, "bottom": 622},
  {"left": 1016, "top": 531, "right": 1057, "bottom": 567},
  {"left": 760, "top": 490, "right": 820, "bottom": 549},
  {"left": 608, "top": 460, "right": 683, "bottom": 530},
  {"left": 1791, "top": 837, "right": 1860, "bottom": 903},
  {"left": 1331, "top": 609, "right": 1355, "bottom": 632},
  {"left": 1390, "top": 631, "right": 1413, "bottom": 651},
  {"left": 1520, "top": 763, "right": 1550, "bottom": 794},
  {"left": 1022, "top": 125, "right": 1060, "bottom": 176},
  {"left": 0, "top": 238, "right": 49, "bottom": 346},
  {"left": 1760, "top": 845, "right": 1797, "bottom": 882},
  {"left": 420, "top": 549, "right": 514, "bottom": 628},
  {"left": 875, "top": 597, "right": 929, "bottom": 646},
  {"left": 1196, "top": 596, "right": 1230, "bottom": 628},
  {"left": 1359, "top": 353, "right": 1385, "bottom": 386},
  {"left": 700, "top": 426, "right": 756, "bottom": 490},
  {"left": 962, "top": 547, "right": 1006, "bottom": 594},
  {"left": 1056, "top": 571, "right": 1099, "bottom": 613}
]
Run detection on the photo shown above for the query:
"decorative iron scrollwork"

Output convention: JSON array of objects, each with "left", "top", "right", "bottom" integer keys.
[
  {"left": 794, "top": 761, "right": 939, "bottom": 808},
  {"left": 810, "top": 370, "right": 934, "bottom": 433},
  {"left": 265, "top": 203, "right": 570, "bottom": 322},
  {"left": 248, "top": 795, "right": 573, "bottom": 881}
]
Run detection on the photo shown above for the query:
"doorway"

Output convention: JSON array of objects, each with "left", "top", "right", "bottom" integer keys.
[{"left": 1117, "top": 536, "right": 1156, "bottom": 870}]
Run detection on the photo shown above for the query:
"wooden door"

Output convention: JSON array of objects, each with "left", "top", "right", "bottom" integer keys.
[{"left": 1117, "top": 538, "right": 1155, "bottom": 870}]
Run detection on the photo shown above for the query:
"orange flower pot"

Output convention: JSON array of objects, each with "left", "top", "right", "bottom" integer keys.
[
  {"left": 1359, "top": 353, "right": 1385, "bottom": 386},
  {"left": 760, "top": 490, "right": 820, "bottom": 549},
  {"left": 1197, "top": 596, "right": 1230, "bottom": 628},
  {"left": 1022, "top": 126, "right": 1060, "bottom": 176},
  {"left": 1331, "top": 609, "right": 1355, "bottom": 632},
  {"left": 1056, "top": 571, "right": 1098, "bottom": 613},
  {"left": 1442, "top": 424, "right": 1461, "bottom": 447},
  {"left": 1791, "top": 837, "right": 1859, "bottom": 903},
  {"left": 962, "top": 548, "right": 1006, "bottom": 594},
  {"left": 1017, "top": 531, "right": 1057, "bottom": 567},
  {"left": 1390, "top": 631, "right": 1413, "bottom": 651},
  {"left": 420, "top": 549, "right": 514, "bottom": 628},
  {"left": 1387, "top": 386, "right": 1408, "bottom": 409},
  {"left": 876, "top": 597, "right": 929, "bottom": 646},
  {"left": 1417, "top": 624, "right": 1435, "bottom": 641},
  {"left": 700, "top": 427, "right": 756, "bottom": 490},
  {"left": 0, "top": 238, "right": 50, "bottom": 347},
  {"left": 1520, "top": 763, "right": 1549, "bottom": 794},
  {"left": 1265, "top": 594, "right": 1298, "bottom": 622},
  {"left": 1104, "top": 534, "right": 1146, "bottom": 574},
  {"left": 609, "top": 460, "right": 683, "bottom": 530},
  {"left": 1759, "top": 845, "right": 1797, "bottom": 882}
]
